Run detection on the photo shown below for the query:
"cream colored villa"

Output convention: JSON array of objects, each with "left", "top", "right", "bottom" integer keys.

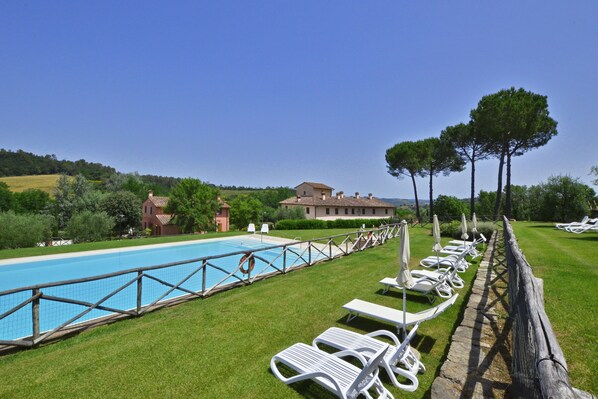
[{"left": 279, "top": 182, "right": 396, "bottom": 220}]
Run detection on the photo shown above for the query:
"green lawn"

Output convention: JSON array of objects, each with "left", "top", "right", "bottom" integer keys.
[
  {"left": 510, "top": 222, "right": 598, "bottom": 395},
  {"left": 0, "top": 227, "right": 478, "bottom": 398}
]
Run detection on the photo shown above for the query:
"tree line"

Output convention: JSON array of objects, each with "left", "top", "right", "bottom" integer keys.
[
  {"left": 386, "top": 87, "right": 559, "bottom": 221},
  {"left": 0, "top": 172, "right": 297, "bottom": 248}
]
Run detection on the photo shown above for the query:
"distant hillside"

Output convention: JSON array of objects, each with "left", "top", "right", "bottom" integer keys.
[
  {"left": 0, "top": 174, "right": 64, "bottom": 194},
  {"left": 380, "top": 198, "right": 430, "bottom": 207},
  {"left": 0, "top": 149, "right": 115, "bottom": 180}
]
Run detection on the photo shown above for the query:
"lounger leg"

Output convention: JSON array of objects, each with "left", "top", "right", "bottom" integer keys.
[{"left": 346, "top": 311, "right": 358, "bottom": 323}]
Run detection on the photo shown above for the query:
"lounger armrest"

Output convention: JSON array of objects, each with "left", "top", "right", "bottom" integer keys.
[
  {"left": 332, "top": 349, "right": 369, "bottom": 367},
  {"left": 365, "top": 329, "right": 401, "bottom": 346}
]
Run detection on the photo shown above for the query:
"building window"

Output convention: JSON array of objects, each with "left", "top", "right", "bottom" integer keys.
[
  {"left": 335, "top": 208, "right": 338, "bottom": 215},
  {"left": 385, "top": 209, "right": 388, "bottom": 214},
  {"left": 150, "top": 207, "right": 153, "bottom": 215},
  {"left": 144, "top": 206, "right": 147, "bottom": 213},
  {"left": 306, "top": 207, "right": 310, "bottom": 214},
  {"left": 352, "top": 208, "right": 355, "bottom": 215},
  {"left": 372, "top": 209, "right": 376, "bottom": 215},
  {"left": 326, "top": 208, "right": 330, "bottom": 215},
  {"left": 345, "top": 208, "right": 348, "bottom": 215},
  {"left": 303, "top": 190, "right": 306, "bottom": 195},
  {"left": 362, "top": 208, "right": 366, "bottom": 215}
]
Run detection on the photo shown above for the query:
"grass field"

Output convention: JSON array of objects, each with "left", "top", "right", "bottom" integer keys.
[
  {"left": 0, "top": 174, "right": 64, "bottom": 194},
  {"left": 0, "top": 227, "right": 477, "bottom": 398},
  {"left": 510, "top": 222, "right": 597, "bottom": 395},
  {"left": 0, "top": 224, "right": 594, "bottom": 397}
]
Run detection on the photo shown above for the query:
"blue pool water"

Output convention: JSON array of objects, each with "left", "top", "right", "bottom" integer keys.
[{"left": 0, "top": 236, "right": 311, "bottom": 341}]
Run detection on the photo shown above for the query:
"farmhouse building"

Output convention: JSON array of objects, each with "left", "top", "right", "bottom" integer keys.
[
  {"left": 279, "top": 182, "right": 396, "bottom": 220},
  {"left": 142, "top": 191, "right": 230, "bottom": 235}
]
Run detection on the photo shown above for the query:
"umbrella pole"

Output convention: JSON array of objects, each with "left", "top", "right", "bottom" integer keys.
[{"left": 402, "top": 287, "right": 407, "bottom": 338}]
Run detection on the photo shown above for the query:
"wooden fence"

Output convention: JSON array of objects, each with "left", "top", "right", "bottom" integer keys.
[
  {"left": 0, "top": 223, "right": 401, "bottom": 351},
  {"left": 503, "top": 217, "right": 593, "bottom": 399}
]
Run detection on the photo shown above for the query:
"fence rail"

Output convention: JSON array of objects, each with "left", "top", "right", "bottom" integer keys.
[
  {"left": 0, "top": 223, "right": 401, "bottom": 351},
  {"left": 503, "top": 217, "right": 592, "bottom": 399}
]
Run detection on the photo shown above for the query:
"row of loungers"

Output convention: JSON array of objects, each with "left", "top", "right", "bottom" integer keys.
[{"left": 270, "top": 232, "right": 483, "bottom": 398}]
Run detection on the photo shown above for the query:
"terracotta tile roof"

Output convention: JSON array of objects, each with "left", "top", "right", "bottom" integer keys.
[
  {"left": 149, "top": 196, "right": 169, "bottom": 207},
  {"left": 279, "top": 195, "right": 395, "bottom": 208},
  {"left": 296, "top": 182, "right": 334, "bottom": 190},
  {"left": 155, "top": 214, "right": 174, "bottom": 225}
]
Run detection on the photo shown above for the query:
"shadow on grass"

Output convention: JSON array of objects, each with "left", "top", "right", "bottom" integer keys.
[
  {"left": 527, "top": 224, "right": 557, "bottom": 229},
  {"left": 374, "top": 288, "right": 434, "bottom": 305},
  {"left": 567, "top": 235, "right": 598, "bottom": 242}
]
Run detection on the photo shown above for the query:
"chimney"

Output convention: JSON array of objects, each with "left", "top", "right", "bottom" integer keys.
[
  {"left": 355, "top": 192, "right": 360, "bottom": 199},
  {"left": 339, "top": 191, "right": 344, "bottom": 199},
  {"left": 321, "top": 191, "right": 326, "bottom": 201},
  {"left": 336, "top": 192, "right": 341, "bottom": 199},
  {"left": 368, "top": 193, "right": 373, "bottom": 200},
  {"left": 296, "top": 195, "right": 301, "bottom": 202},
  {"left": 148, "top": 190, "right": 154, "bottom": 198}
]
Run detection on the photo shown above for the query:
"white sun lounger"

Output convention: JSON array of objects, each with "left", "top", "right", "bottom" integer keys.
[
  {"left": 440, "top": 234, "right": 486, "bottom": 258},
  {"left": 271, "top": 342, "right": 394, "bottom": 399},
  {"left": 409, "top": 264, "right": 464, "bottom": 289},
  {"left": 342, "top": 294, "right": 459, "bottom": 332},
  {"left": 379, "top": 277, "right": 454, "bottom": 300},
  {"left": 419, "top": 250, "right": 469, "bottom": 272},
  {"left": 313, "top": 325, "right": 424, "bottom": 391}
]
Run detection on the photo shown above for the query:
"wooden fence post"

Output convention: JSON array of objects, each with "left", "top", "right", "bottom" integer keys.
[
  {"left": 32, "top": 288, "right": 40, "bottom": 342},
  {"left": 136, "top": 271, "right": 143, "bottom": 316}
]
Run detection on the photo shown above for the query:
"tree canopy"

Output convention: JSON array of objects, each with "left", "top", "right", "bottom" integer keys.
[
  {"left": 471, "top": 87, "right": 558, "bottom": 219},
  {"left": 165, "top": 178, "right": 221, "bottom": 233},
  {"left": 418, "top": 137, "right": 465, "bottom": 221},
  {"left": 440, "top": 122, "right": 492, "bottom": 217},
  {"left": 385, "top": 140, "right": 426, "bottom": 220}
]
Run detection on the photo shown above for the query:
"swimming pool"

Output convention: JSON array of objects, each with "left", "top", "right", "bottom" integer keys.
[{"left": 0, "top": 236, "right": 316, "bottom": 342}]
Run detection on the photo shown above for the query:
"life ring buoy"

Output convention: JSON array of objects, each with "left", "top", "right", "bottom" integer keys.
[
  {"left": 367, "top": 231, "right": 373, "bottom": 240},
  {"left": 239, "top": 252, "right": 255, "bottom": 274}
]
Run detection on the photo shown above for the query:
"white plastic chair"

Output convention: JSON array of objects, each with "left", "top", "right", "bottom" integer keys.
[
  {"left": 247, "top": 223, "right": 256, "bottom": 233},
  {"left": 260, "top": 223, "right": 269, "bottom": 234}
]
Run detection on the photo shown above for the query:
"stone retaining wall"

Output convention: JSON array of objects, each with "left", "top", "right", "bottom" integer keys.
[{"left": 431, "top": 231, "right": 512, "bottom": 398}]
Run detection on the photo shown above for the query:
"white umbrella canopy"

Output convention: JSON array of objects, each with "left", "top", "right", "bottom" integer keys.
[
  {"left": 432, "top": 214, "right": 443, "bottom": 253},
  {"left": 396, "top": 220, "right": 415, "bottom": 289},
  {"left": 460, "top": 213, "right": 469, "bottom": 243},
  {"left": 471, "top": 212, "right": 478, "bottom": 240},
  {"left": 396, "top": 220, "right": 414, "bottom": 337}
]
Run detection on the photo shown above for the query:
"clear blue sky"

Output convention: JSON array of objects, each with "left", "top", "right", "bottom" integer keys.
[{"left": 2, "top": 1, "right": 597, "bottom": 198}]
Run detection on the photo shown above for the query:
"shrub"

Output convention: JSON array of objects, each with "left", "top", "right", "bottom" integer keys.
[
  {"left": 66, "top": 211, "right": 115, "bottom": 243},
  {"left": 439, "top": 220, "right": 497, "bottom": 239},
  {"left": 0, "top": 211, "right": 53, "bottom": 249}
]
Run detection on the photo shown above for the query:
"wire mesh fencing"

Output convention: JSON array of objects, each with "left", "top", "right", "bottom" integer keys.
[{"left": 0, "top": 223, "right": 401, "bottom": 351}]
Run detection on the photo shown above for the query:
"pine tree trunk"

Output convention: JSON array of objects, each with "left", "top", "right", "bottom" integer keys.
[
  {"left": 470, "top": 159, "right": 476, "bottom": 219},
  {"left": 411, "top": 174, "right": 421, "bottom": 221},
  {"left": 429, "top": 172, "right": 434, "bottom": 223},
  {"left": 493, "top": 146, "right": 506, "bottom": 221},
  {"left": 505, "top": 151, "right": 512, "bottom": 219}
]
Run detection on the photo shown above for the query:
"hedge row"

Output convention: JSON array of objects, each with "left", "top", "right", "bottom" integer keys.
[
  {"left": 275, "top": 218, "right": 398, "bottom": 230},
  {"left": 439, "top": 220, "right": 497, "bottom": 239}
]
